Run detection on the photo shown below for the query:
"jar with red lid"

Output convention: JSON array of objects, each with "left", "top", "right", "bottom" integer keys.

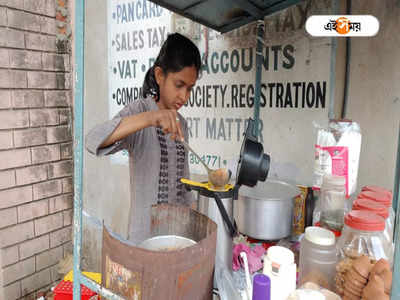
[
  {"left": 352, "top": 198, "right": 393, "bottom": 246},
  {"left": 336, "top": 210, "right": 393, "bottom": 265},
  {"left": 358, "top": 188, "right": 395, "bottom": 226},
  {"left": 362, "top": 185, "right": 393, "bottom": 199}
]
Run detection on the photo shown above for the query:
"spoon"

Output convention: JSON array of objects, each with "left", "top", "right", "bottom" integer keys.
[
  {"left": 240, "top": 251, "right": 253, "bottom": 300},
  {"left": 179, "top": 139, "right": 231, "bottom": 188}
]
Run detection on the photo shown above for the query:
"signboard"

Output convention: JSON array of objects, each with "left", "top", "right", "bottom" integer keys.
[
  {"left": 108, "top": 0, "right": 172, "bottom": 164},
  {"left": 108, "top": 0, "right": 332, "bottom": 185}
]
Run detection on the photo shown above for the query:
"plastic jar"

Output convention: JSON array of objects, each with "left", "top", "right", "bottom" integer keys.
[
  {"left": 352, "top": 198, "right": 393, "bottom": 245},
  {"left": 319, "top": 175, "right": 346, "bottom": 231},
  {"left": 263, "top": 246, "right": 296, "bottom": 300},
  {"left": 358, "top": 189, "right": 395, "bottom": 227},
  {"left": 299, "top": 227, "right": 337, "bottom": 290},
  {"left": 337, "top": 210, "right": 393, "bottom": 265}
]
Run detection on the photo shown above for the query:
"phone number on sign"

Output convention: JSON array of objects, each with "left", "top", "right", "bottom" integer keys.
[{"left": 189, "top": 153, "right": 227, "bottom": 168}]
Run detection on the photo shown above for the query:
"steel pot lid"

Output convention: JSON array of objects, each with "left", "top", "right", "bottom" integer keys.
[{"left": 239, "top": 179, "right": 300, "bottom": 201}]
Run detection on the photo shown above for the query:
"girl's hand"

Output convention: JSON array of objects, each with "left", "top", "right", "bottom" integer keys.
[{"left": 151, "top": 109, "right": 183, "bottom": 140}]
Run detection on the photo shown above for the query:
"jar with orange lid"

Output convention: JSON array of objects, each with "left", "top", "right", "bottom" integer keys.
[
  {"left": 336, "top": 210, "right": 393, "bottom": 265},
  {"left": 352, "top": 198, "right": 393, "bottom": 245}
]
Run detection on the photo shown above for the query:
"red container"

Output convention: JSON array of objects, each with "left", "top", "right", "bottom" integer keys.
[
  {"left": 344, "top": 210, "right": 385, "bottom": 231},
  {"left": 358, "top": 190, "right": 392, "bottom": 207},
  {"left": 54, "top": 280, "right": 97, "bottom": 300},
  {"left": 361, "top": 185, "right": 392, "bottom": 200}
]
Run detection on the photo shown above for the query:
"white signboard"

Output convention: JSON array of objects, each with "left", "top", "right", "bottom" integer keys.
[
  {"left": 108, "top": 0, "right": 172, "bottom": 164},
  {"left": 108, "top": 0, "right": 332, "bottom": 185}
]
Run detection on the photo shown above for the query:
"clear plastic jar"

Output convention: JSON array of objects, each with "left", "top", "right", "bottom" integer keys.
[
  {"left": 299, "top": 226, "right": 337, "bottom": 290},
  {"left": 337, "top": 210, "right": 393, "bottom": 265},
  {"left": 319, "top": 175, "right": 346, "bottom": 231},
  {"left": 352, "top": 198, "right": 393, "bottom": 245}
]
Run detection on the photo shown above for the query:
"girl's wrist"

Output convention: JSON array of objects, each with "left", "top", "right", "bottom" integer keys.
[{"left": 147, "top": 111, "right": 158, "bottom": 127}]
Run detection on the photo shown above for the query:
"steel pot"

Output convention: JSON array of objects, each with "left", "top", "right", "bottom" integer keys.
[{"left": 237, "top": 179, "right": 300, "bottom": 240}]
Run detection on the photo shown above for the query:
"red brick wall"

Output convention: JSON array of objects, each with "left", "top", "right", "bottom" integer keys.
[{"left": 0, "top": 0, "right": 73, "bottom": 299}]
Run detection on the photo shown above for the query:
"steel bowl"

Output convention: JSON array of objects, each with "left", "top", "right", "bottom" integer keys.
[{"left": 138, "top": 235, "right": 197, "bottom": 251}]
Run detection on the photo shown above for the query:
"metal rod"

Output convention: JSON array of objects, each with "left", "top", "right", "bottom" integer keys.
[
  {"left": 328, "top": 0, "right": 339, "bottom": 120},
  {"left": 79, "top": 273, "right": 127, "bottom": 300},
  {"left": 72, "top": 0, "right": 85, "bottom": 298},
  {"left": 391, "top": 122, "right": 400, "bottom": 298},
  {"left": 253, "top": 20, "right": 264, "bottom": 140},
  {"left": 394, "top": 121, "right": 400, "bottom": 216},
  {"left": 71, "top": 3, "right": 140, "bottom": 299},
  {"left": 341, "top": 0, "right": 351, "bottom": 119}
]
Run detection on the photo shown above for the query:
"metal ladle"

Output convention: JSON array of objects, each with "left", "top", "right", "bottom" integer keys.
[{"left": 179, "top": 139, "right": 231, "bottom": 188}]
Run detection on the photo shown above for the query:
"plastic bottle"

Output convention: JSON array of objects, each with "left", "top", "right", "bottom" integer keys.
[
  {"left": 252, "top": 273, "right": 270, "bottom": 300},
  {"left": 263, "top": 246, "right": 296, "bottom": 300}
]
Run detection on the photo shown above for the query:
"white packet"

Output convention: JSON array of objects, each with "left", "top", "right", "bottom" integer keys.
[{"left": 312, "top": 120, "right": 362, "bottom": 197}]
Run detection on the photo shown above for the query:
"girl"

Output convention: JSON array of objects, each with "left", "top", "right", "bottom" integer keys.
[{"left": 86, "top": 33, "right": 201, "bottom": 243}]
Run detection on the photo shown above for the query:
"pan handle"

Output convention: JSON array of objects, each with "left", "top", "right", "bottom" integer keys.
[{"left": 213, "top": 192, "right": 238, "bottom": 238}]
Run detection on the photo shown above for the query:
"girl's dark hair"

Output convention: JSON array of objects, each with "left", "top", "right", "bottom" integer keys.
[{"left": 142, "top": 33, "right": 201, "bottom": 101}]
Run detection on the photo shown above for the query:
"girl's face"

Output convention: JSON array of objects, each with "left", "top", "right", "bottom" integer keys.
[{"left": 155, "top": 65, "right": 197, "bottom": 110}]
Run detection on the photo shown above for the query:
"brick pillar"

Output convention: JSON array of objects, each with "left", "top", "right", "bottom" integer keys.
[{"left": 0, "top": 1, "right": 73, "bottom": 299}]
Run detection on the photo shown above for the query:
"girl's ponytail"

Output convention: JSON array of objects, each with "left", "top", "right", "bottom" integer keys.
[{"left": 142, "top": 65, "right": 159, "bottom": 100}]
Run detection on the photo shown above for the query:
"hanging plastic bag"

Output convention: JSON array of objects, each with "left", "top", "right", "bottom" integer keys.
[{"left": 312, "top": 120, "right": 362, "bottom": 197}]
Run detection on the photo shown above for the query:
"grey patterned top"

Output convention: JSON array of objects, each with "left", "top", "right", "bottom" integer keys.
[{"left": 85, "top": 96, "right": 193, "bottom": 243}]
